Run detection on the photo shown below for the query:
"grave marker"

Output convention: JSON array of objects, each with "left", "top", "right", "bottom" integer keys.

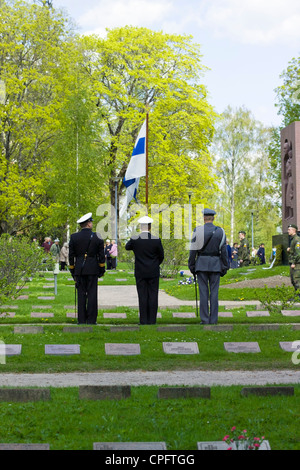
[
  {"left": 31, "top": 312, "right": 54, "bottom": 318},
  {"left": 281, "top": 310, "right": 300, "bottom": 316},
  {"left": 45, "top": 344, "right": 80, "bottom": 355},
  {"left": 158, "top": 387, "right": 210, "bottom": 399},
  {"left": 0, "top": 344, "right": 22, "bottom": 356},
  {"left": 79, "top": 385, "right": 131, "bottom": 400},
  {"left": 105, "top": 343, "right": 141, "bottom": 355},
  {"left": 197, "top": 441, "right": 229, "bottom": 450},
  {"left": 279, "top": 341, "right": 300, "bottom": 352},
  {"left": 0, "top": 388, "right": 51, "bottom": 402},
  {"left": 110, "top": 326, "right": 139, "bottom": 332},
  {"left": 246, "top": 311, "right": 270, "bottom": 317},
  {"left": 241, "top": 386, "right": 294, "bottom": 397},
  {"left": 93, "top": 442, "right": 167, "bottom": 450},
  {"left": 63, "top": 326, "right": 93, "bottom": 333},
  {"left": 224, "top": 342, "right": 261, "bottom": 353},
  {"left": 163, "top": 342, "right": 199, "bottom": 355},
  {"left": 38, "top": 296, "right": 55, "bottom": 300},
  {"left": 0, "top": 443, "right": 50, "bottom": 450},
  {"left": 103, "top": 313, "right": 127, "bottom": 319},
  {"left": 172, "top": 312, "right": 196, "bottom": 318},
  {"left": 0, "top": 312, "right": 15, "bottom": 318},
  {"left": 14, "top": 326, "right": 44, "bottom": 334}
]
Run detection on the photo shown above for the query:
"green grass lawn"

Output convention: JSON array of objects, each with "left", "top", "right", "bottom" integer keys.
[
  {"left": 0, "top": 385, "right": 298, "bottom": 450},
  {"left": 0, "top": 264, "right": 299, "bottom": 450}
]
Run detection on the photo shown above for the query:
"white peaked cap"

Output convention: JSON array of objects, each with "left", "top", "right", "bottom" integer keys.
[
  {"left": 77, "top": 212, "right": 93, "bottom": 224},
  {"left": 138, "top": 216, "right": 153, "bottom": 224}
]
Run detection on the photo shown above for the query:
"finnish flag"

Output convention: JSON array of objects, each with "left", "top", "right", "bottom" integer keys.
[{"left": 120, "top": 120, "right": 146, "bottom": 216}]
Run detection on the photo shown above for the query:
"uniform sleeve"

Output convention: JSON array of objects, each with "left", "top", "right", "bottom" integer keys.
[
  {"left": 68, "top": 235, "right": 75, "bottom": 269},
  {"left": 291, "top": 239, "right": 300, "bottom": 264},
  {"left": 158, "top": 239, "right": 164, "bottom": 265},
  {"left": 97, "top": 237, "right": 105, "bottom": 268},
  {"left": 125, "top": 239, "right": 133, "bottom": 251}
]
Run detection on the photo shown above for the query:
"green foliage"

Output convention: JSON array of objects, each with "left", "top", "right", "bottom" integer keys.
[
  {"left": 255, "top": 285, "right": 297, "bottom": 314},
  {"left": 0, "top": 234, "right": 47, "bottom": 305}
]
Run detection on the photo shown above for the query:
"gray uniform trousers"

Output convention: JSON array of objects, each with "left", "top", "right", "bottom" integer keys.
[{"left": 197, "top": 271, "right": 220, "bottom": 324}]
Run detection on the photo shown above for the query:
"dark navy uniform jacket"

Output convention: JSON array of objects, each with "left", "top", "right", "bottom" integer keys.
[
  {"left": 69, "top": 228, "right": 105, "bottom": 276},
  {"left": 125, "top": 231, "right": 164, "bottom": 280},
  {"left": 188, "top": 223, "right": 226, "bottom": 273}
]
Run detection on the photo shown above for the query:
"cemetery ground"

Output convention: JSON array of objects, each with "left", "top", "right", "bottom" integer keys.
[{"left": 0, "top": 264, "right": 299, "bottom": 450}]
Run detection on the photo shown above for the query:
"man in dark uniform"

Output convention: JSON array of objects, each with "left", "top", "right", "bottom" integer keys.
[
  {"left": 69, "top": 212, "right": 105, "bottom": 324},
  {"left": 125, "top": 216, "right": 164, "bottom": 325},
  {"left": 188, "top": 208, "right": 228, "bottom": 324},
  {"left": 237, "top": 230, "right": 250, "bottom": 267},
  {"left": 287, "top": 223, "right": 300, "bottom": 294}
]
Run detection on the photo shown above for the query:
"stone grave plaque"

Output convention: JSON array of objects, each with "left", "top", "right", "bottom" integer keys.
[
  {"left": 218, "top": 312, "right": 233, "bottom": 318},
  {"left": 66, "top": 312, "right": 76, "bottom": 318},
  {"left": 38, "top": 296, "right": 55, "bottom": 300},
  {"left": 0, "top": 344, "right": 22, "bottom": 356},
  {"left": 163, "top": 342, "right": 199, "bottom": 355},
  {"left": 279, "top": 341, "right": 300, "bottom": 352},
  {"left": 64, "top": 305, "right": 76, "bottom": 309},
  {"left": 172, "top": 312, "right": 196, "bottom": 318},
  {"left": 281, "top": 310, "right": 300, "bottom": 316},
  {"left": 158, "top": 387, "right": 210, "bottom": 399},
  {"left": 241, "top": 386, "right": 294, "bottom": 397},
  {"left": 32, "top": 305, "right": 52, "bottom": 309},
  {"left": 249, "top": 325, "right": 279, "bottom": 331},
  {"left": 105, "top": 343, "right": 141, "bottom": 355},
  {"left": 0, "top": 443, "right": 50, "bottom": 450},
  {"left": 0, "top": 312, "right": 15, "bottom": 318},
  {"left": 31, "top": 312, "right": 54, "bottom": 318},
  {"left": 115, "top": 279, "right": 128, "bottom": 282},
  {"left": 246, "top": 311, "right": 270, "bottom": 317},
  {"left": 157, "top": 326, "right": 187, "bottom": 332},
  {"left": 224, "top": 342, "right": 261, "bottom": 353},
  {"left": 0, "top": 388, "right": 51, "bottom": 402},
  {"left": 79, "top": 385, "right": 131, "bottom": 400},
  {"left": 43, "top": 285, "right": 54, "bottom": 289},
  {"left": 203, "top": 325, "right": 233, "bottom": 331},
  {"left": 14, "top": 326, "right": 44, "bottom": 334},
  {"left": 45, "top": 344, "right": 80, "bottom": 355},
  {"left": 197, "top": 441, "right": 229, "bottom": 450},
  {"left": 93, "top": 442, "right": 167, "bottom": 450},
  {"left": 63, "top": 326, "right": 93, "bottom": 333},
  {"left": 16, "top": 295, "right": 28, "bottom": 300},
  {"left": 103, "top": 312, "right": 127, "bottom": 319},
  {"left": 110, "top": 326, "right": 139, "bottom": 332},
  {"left": 0, "top": 305, "right": 18, "bottom": 309}
]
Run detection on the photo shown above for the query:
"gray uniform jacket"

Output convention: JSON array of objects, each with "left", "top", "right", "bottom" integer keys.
[{"left": 188, "top": 223, "right": 226, "bottom": 274}]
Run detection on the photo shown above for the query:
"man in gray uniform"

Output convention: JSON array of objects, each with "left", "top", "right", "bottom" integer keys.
[{"left": 188, "top": 208, "right": 228, "bottom": 324}]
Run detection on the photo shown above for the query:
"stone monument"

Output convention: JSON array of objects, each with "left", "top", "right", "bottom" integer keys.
[{"left": 272, "top": 121, "right": 300, "bottom": 264}]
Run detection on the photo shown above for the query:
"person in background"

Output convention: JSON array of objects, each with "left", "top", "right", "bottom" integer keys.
[
  {"left": 50, "top": 238, "right": 60, "bottom": 262},
  {"left": 287, "top": 224, "right": 300, "bottom": 294},
  {"left": 109, "top": 239, "right": 118, "bottom": 269},
  {"left": 231, "top": 242, "right": 239, "bottom": 268},
  {"left": 256, "top": 243, "right": 266, "bottom": 265},
  {"left": 42, "top": 236, "right": 52, "bottom": 253},
  {"left": 105, "top": 239, "right": 112, "bottom": 270},
  {"left": 59, "top": 242, "right": 69, "bottom": 271},
  {"left": 237, "top": 231, "right": 250, "bottom": 267}
]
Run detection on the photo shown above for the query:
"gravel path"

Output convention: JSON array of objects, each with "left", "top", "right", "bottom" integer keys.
[{"left": 0, "top": 370, "right": 299, "bottom": 387}]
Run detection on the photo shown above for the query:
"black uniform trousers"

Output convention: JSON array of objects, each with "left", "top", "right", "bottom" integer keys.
[
  {"left": 77, "top": 275, "right": 98, "bottom": 324},
  {"left": 197, "top": 271, "right": 220, "bottom": 324},
  {"left": 136, "top": 276, "right": 159, "bottom": 324}
]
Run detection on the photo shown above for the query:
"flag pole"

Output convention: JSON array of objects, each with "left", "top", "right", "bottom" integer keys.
[{"left": 145, "top": 108, "right": 149, "bottom": 211}]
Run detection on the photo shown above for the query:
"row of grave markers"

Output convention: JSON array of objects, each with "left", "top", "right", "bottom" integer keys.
[
  {"left": 0, "top": 440, "right": 271, "bottom": 450},
  {"left": 1, "top": 305, "right": 300, "bottom": 318},
  {"left": 1, "top": 340, "right": 299, "bottom": 357}
]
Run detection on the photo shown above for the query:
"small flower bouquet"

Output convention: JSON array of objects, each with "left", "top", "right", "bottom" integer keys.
[{"left": 223, "top": 426, "right": 265, "bottom": 450}]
